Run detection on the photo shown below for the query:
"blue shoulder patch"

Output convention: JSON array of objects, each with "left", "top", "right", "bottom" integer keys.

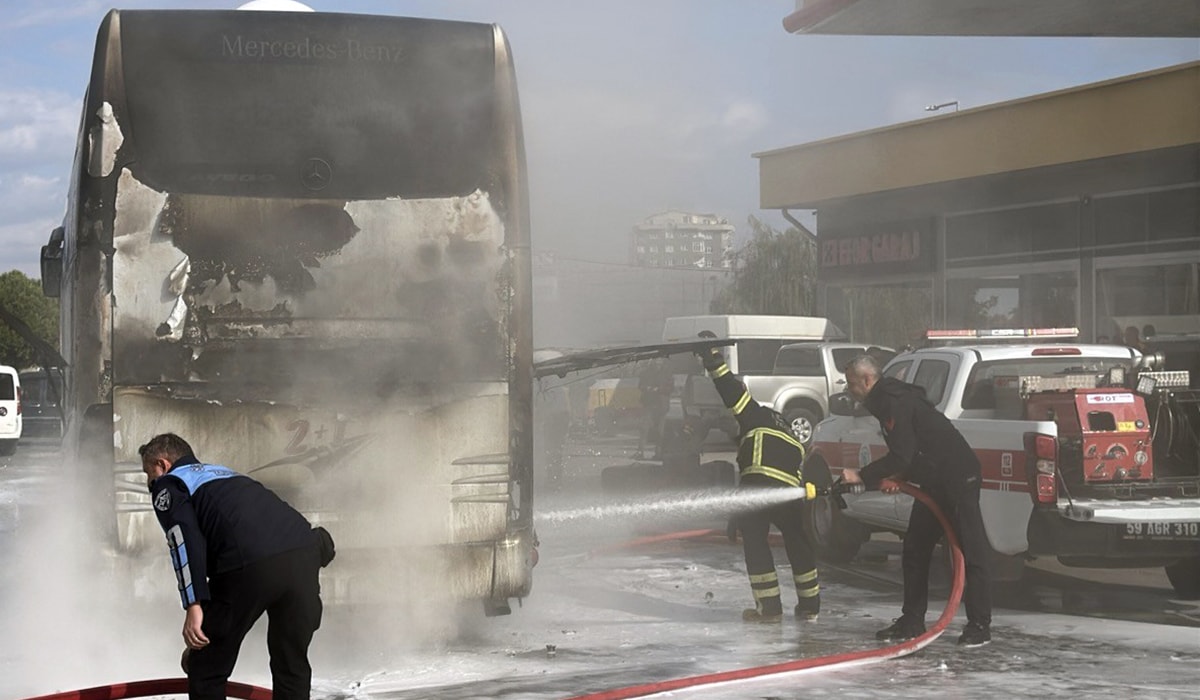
[{"left": 167, "top": 463, "right": 241, "bottom": 495}]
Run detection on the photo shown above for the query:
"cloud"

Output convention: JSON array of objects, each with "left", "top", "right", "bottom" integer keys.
[
  {"left": 0, "top": 89, "right": 79, "bottom": 168},
  {"left": 721, "top": 100, "right": 769, "bottom": 135},
  {"left": 0, "top": 217, "right": 57, "bottom": 278}
]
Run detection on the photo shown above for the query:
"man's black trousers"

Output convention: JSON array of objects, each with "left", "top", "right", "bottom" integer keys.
[
  {"left": 189, "top": 544, "right": 323, "bottom": 700},
  {"left": 901, "top": 480, "right": 992, "bottom": 626}
]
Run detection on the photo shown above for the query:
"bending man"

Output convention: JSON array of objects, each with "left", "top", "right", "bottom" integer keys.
[{"left": 140, "top": 433, "right": 332, "bottom": 699}]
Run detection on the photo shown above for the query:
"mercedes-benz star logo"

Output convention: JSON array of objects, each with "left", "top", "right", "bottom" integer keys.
[{"left": 301, "top": 158, "right": 333, "bottom": 191}]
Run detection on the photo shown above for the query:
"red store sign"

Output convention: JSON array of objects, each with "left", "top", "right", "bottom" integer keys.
[{"left": 818, "top": 224, "right": 934, "bottom": 281}]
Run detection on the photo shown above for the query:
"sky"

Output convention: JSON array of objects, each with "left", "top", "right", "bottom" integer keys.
[{"left": 0, "top": 0, "right": 1197, "bottom": 277}]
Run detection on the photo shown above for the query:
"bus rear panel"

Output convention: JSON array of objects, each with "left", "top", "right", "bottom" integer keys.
[{"left": 46, "top": 9, "right": 534, "bottom": 613}]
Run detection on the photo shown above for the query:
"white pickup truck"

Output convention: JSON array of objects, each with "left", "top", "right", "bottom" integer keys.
[
  {"left": 664, "top": 315, "right": 875, "bottom": 446},
  {"left": 801, "top": 341, "right": 1200, "bottom": 598}
]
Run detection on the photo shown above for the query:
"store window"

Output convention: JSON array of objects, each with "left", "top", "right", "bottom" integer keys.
[
  {"left": 826, "top": 282, "right": 932, "bottom": 349},
  {"left": 1097, "top": 261, "right": 1200, "bottom": 345},
  {"left": 946, "top": 271, "right": 1076, "bottom": 330},
  {"left": 946, "top": 202, "right": 1079, "bottom": 260}
]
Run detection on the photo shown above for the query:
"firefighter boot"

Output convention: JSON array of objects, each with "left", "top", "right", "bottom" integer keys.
[
  {"left": 745, "top": 572, "right": 783, "bottom": 622},
  {"left": 793, "top": 569, "right": 820, "bottom": 620},
  {"left": 739, "top": 571, "right": 787, "bottom": 619},
  {"left": 794, "top": 594, "right": 820, "bottom": 621},
  {"left": 742, "top": 604, "right": 783, "bottom": 623}
]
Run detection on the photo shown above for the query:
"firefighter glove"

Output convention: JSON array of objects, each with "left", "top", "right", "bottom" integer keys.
[{"left": 695, "top": 332, "right": 725, "bottom": 372}]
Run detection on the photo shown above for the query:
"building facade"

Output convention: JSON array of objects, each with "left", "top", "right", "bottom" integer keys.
[
  {"left": 754, "top": 62, "right": 1199, "bottom": 349},
  {"left": 630, "top": 211, "right": 734, "bottom": 269}
]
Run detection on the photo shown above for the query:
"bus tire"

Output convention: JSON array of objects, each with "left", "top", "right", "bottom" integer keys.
[
  {"left": 1165, "top": 556, "right": 1200, "bottom": 599},
  {"left": 801, "top": 455, "right": 868, "bottom": 563}
]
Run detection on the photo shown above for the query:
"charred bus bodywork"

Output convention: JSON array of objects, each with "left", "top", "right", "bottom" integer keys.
[{"left": 41, "top": 10, "right": 534, "bottom": 614}]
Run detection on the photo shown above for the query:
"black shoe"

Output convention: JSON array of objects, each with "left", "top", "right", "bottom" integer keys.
[
  {"left": 875, "top": 616, "right": 926, "bottom": 641},
  {"left": 794, "top": 595, "right": 820, "bottom": 621},
  {"left": 957, "top": 621, "right": 991, "bottom": 647}
]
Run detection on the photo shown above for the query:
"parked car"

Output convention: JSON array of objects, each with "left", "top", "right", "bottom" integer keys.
[
  {"left": 0, "top": 365, "right": 22, "bottom": 455},
  {"left": 19, "top": 368, "right": 64, "bottom": 440}
]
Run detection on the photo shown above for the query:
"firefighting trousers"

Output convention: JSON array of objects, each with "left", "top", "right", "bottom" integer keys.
[
  {"left": 901, "top": 478, "right": 993, "bottom": 626},
  {"left": 738, "top": 495, "right": 819, "bottom": 615},
  {"left": 188, "top": 544, "right": 323, "bottom": 700}
]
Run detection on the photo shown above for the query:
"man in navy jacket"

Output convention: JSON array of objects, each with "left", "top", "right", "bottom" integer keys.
[{"left": 140, "top": 432, "right": 327, "bottom": 699}]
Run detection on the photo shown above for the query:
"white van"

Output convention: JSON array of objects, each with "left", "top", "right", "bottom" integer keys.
[
  {"left": 661, "top": 315, "right": 848, "bottom": 443},
  {"left": 662, "top": 315, "right": 847, "bottom": 375},
  {"left": 0, "top": 365, "right": 22, "bottom": 456}
]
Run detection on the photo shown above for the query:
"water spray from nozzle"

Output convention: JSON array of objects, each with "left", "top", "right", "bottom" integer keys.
[{"left": 537, "top": 487, "right": 802, "bottom": 525}]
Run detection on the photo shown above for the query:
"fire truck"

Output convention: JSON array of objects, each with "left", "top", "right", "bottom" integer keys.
[{"left": 802, "top": 329, "right": 1200, "bottom": 598}]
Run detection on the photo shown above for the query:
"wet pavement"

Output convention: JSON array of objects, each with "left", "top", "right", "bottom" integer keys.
[{"left": 2, "top": 433, "right": 1198, "bottom": 699}]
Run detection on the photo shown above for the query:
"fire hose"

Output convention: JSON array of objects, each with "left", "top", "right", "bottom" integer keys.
[
  {"left": 564, "top": 481, "right": 967, "bottom": 700},
  {"left": 19, "top": 679, "right": 270, "bottom": 700}
]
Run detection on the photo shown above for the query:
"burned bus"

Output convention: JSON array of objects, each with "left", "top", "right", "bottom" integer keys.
[{"left": 40, "top": 8, "right": 534, "bottom": 615}]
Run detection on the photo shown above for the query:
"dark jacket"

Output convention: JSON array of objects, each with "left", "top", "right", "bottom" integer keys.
[
  {"left": 150, "top": 454, "right": 315, "bottom": 609},
  {"left": 859, "top": 376, "right": 980, "bottom": 491},
  {"left": 709, "top": 362, "right": 805, "bottom": 488}
]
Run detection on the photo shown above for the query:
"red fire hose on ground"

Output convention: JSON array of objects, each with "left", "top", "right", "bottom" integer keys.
[
  {"left": 19, "top": 484, "right": 961, "bottom": 700},
  {"left": 19, "top": 678, "right": 271, "bottom": 700},
  {"left": 564, "top": 482, "right": 967, "bottom": 700}
]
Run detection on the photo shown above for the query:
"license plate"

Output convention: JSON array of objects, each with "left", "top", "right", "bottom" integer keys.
[{"left": 1120, "top": 521, "right": 1200, "bottom": 541}]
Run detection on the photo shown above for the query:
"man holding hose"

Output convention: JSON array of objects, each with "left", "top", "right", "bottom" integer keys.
[{"left": 839, "top": 354, "right": 992, "bottom": 647}]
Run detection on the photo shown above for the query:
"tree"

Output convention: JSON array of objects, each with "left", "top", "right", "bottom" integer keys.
[
  {"left": 0, "top": 270, "right": 59, "bottom": 369},
  {"left": 840, "top": 284, "right": 933, "bottom": 349},
  {"left": 711, "top": 216, "right": 817, "bottom": 316}
]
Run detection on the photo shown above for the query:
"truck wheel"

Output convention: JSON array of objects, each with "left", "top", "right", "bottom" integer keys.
[
  {"left": 801, "top": 456, "right": 868, "bottom": 563},
  {"left": 784, "top": 407, "right": 820, "bottom": 448},
  {"left": 1165, "top": 556, "right": 1200, "bottom": 599}
]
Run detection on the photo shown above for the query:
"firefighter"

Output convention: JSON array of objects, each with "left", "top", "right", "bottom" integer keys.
[
  {"left": 839, "top": 354, "right": 993, "bottom": 647},
  {"left": 696, "top": 337, "right": 820, "bottom": 623},
  {"left": 139, "top": 433, "right": 334, "bottom": 699}
]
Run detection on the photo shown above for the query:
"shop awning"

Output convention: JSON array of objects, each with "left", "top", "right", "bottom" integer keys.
[{"left": 783, "top": 0, "right": 1200, "bottom": 37}]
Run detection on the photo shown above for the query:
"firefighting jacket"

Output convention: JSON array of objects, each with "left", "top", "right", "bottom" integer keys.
[
  {"left": 860, "top": 376, "right": 981, "bottom": 491},
  {"left": 149, "top": 454, "right": 315, "bottom": 609},
  {"left": 708, "top": 361, "right": 806, "bottom": 488}
]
